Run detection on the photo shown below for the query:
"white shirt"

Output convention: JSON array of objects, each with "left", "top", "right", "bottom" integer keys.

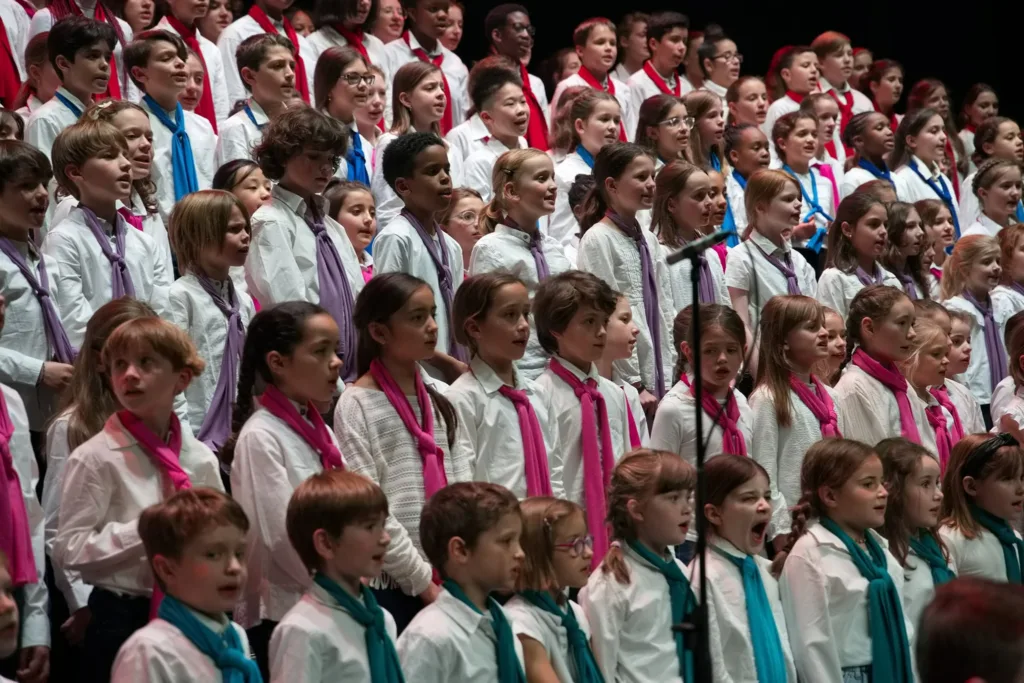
[
  {"left": 381, "top": 32, "right": 468, "bottom": 130},
  {"left": 725, "top": 170, "right": 749, "bottom": 235},
  {"left": 26, "top": 86, "right": 84, "bottom": 161},
  {"left": 168, "top": 273, "right": 255, "bottom": 434},
  {"left": 992, "top": 375, "right": 1024, "bottom": 430},
  {"left": 139, "top": 97, "right": 217, "bottom": 224},
  {"left": 306, "top": 25, "right": 388, "bottom": 72},
  {"left": 54, "top": 413, "right": 223, "bottom": 597},
  {"left": 762, "top": 95, "right": 800, "bottom": 141},
  {"left": 397, "top": 587, "right": 526, "bottom": 683},
  {"left": 960, "top": 171, "right": 982, "bottom": 226},
  {"left": 835, "top": 363, "right": 936, "bottom": 452},
  {"left": 626, "top": 64, "right": 684, "bottom": 136},
  {"left": 841, "top": 166, "right": 885, "bottom": 196},
  {"left": 943, "top": 293, "right": 1016, "bottom": 403},
  {"left": 615, "top": 376, "right": 649, "bottom": 447},
  {"left": 446, "top": 356, "right": 562, "bottom": 499},
  {"left": 659, "top": 240, "right": 730, "bottom": 313},
  {"left": 817, "top": 265, "right": 902, "bottom": 321},
  {"left": 941, "top": 524, "right": 1023, "bottom": 582},
  {"left": 962, "top": 213, "right": 1006, "bottom": 239},
  {"left": 577, "top": 218, "right": 677, "bottom": 389},
  {"left": 0, "top": 0, "right": 29, "bottom": 78},
  {"left": 373, "top": 212, "right": 463, "bottom": 356},
  {"left": 550, "top": 72, "right": 632, "bottom": 142},
  {"left": 334, "top": 385, "right": 473, "bottom": 596},
  {"left": 269, "top": 581, "right": 399, "bottom": 683},
  {"left": 893, "top": 156, "right": 962, "bottom": 228},
  {"left": 504, "top": 596, "right": 592, "bottom": 683},
  {"left": 111, "top": 611, "right": 251, "bottom": 682},
  {"left": 994, "top": 283, "right": 1024, "bottom": 313},
  {"left": 463, "top": 136, "right": 527, "bottom": 202},
  {"left": 649, "top": 380, "right": 755, "bottom": 466},
  {"left": 581, "top": 542, "right": 693, "bottom": 683},
  {"left": 216, "top": 13, "right": 316, "bottom": 110},
  {"left": 158, "top": 15, "right": 229, "bottom": 123},
  {"left": 748, "top": 382, "right": 846, "bottom": 535},
  {"left": 960, "top": 129, "right": 977, "bottom": 174},
  {"left": 15, "top": 94, "right": 43, "bottom": 120},
  {"left": 724, "top": 230, "right": 817, "bottom": 328},
  {"left": 781, "top": 522, "right": 912, "bottom": 681},
  {"left": 902, "top": 544, "right": 955, "bottom": 645},
  {"left": 445, "top": 113, "right": 490, "bottom": 165},
  {"left": 943, "top": 377, "right": 987, "bottom": 434},
  {"left": 215, "top": 98, "right": 268, "bottom": 166},
  {"left": 369, "top": 132, "right": 465, "bottom": 229},
  {"left": 532, "top": 356, "right": 631, "bottom": 508},
  {"left": 549, "top": 150, "right": 592, "bottom": 252},
  {"left": 42, "top": 206, "right": 170, "bottom": 348},
  {"left": 468, "top": 224, "right": 572, "bottom": 380},
  {"left": 689, "top": 538, "right": 797, "bottom": 683}
]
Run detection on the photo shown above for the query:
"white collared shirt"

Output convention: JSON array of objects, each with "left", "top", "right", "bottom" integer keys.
[
  {"left": 581, "top": 542, "right": 693, "bottom": 683},
  {"left": 841, "top": 166, "right": 882, "bottom": 196},
  {"left": 158, "top": 15, "right": 229, "bottom": 123},
  {"left": 231, "top": 404, "right": 346, "bottom": 627},
  {"left": 941, "top": 523, "right": 1022, "bottom": 582},
  {"left": 659, "top": 240, "right": 730, "bottom": 313},
  {"left": 216, "top": 13, "right": 316, "bottom": 109},
  {"left": 306, "top": 25, "right": 388, "bottom": 72},
  {"left": 111, "top": 608, "right": 251, "bottom": 682},
  {"left": 215, "top": 98, "right": 268, "bottom": 166},
  {"left": 397, "top": 588, "right": 526, "bottom": 683},
  {"left": 445, "top": 113, "right": 489, "bottom": 164},
  {"left": 139, "top": 97, "right": 217, "bottom": 223},
  {"left": 550, "top": 72, "right": 632, "bottom": 142},
  {"left": 380, "top": 32, "right": 468, "bottom": 130},
  {"left": 532, "top": 356, "right": 631, "bottom": 507},
  {"left": 15, "top": 94, "right": 44, "bottom": 120},
  {"left": 992, "top": 375, "right": 1024, "bottom": 431},
  {"left": 54, "top": 413, "right": 223, "bottom": 597},
  {"left": 817, "top": 80, "right": 874, "bottom": 114},
  {"left": 269, "top": 581, "right": 399, "bottom": 683},
  {"left": 834, "top": 363, "right": 936, "bottom": 452},
  {"left": 445, "top": 356, "right": 562, "bottom": 499},
  {"left": 748, "top": 382, "right": 847, "bottom": 535},
  {"left": 724, "top": 230, "right": 818, "bottom": 328},
  {"left": 0, "top": 0, "right": 29, "bottom": 78},
  {"left": 626, "top": 64, "right": 687, "bottom": 135},
  {"left": 650, "top": 380, "right": 755, "bottom": 466},
  {"left": 504, "top": 595, "right": 592, "bottom": 683},
  {"left": 962, "top": 213, "right": 1006, "bottom": 239},
  {"left": 960, "top": 170, "right": 982, "bottom": 226},
  {"left": 701, "top": 79, "right": 729, "bottom": 109},
  {"left": 725, "top": 170, "right": 749, "bottom": 234},
  {"left": 464, "top": 136, "right": 528, "bottom": 202},
  {"left": 42, "top": 206, "right": 170, "bottom": 347},
  {"left": 689, "top": 538, "right": 797, "bottom": 683},
  {"left": 994, "top": 283, "right": 1024, "bottom": 313},
  {"left": 369, "top": 132, "right": 465, "bottom": 229},
  {"left": 168, "top": 272, "right": 255, "bottom": 434},
  {"left": 26, "top": 86, "right": 84, "bottom": 161},
  {"left": 578, "top": 218, "right": 677, "bottom": 389},
  {"left": 902, "top": 544, "right": 955, "bottom": 645},
  {"left": 373, "top": 212, "right": 463, "bottom": 355},
  {"left": 943, "top": 377, "right": 987, "bottom": 434},
  {"left": 817, "top": 265, "right": 903, "bottom": 321},
  {"left": 762, "top": 95, "right": 800, "bottom": 141},
  {"left": 549, "top": 150, "right": 592, "bottom": 252},
  {"left": 333, "top": 385, "right": 473, "bottom": 597},
  {"left": 893, "top": 156, "right": 962, "bottom": 228},
  {"left": 943, "top": 292, "right": 1016, "bottom": 403}
]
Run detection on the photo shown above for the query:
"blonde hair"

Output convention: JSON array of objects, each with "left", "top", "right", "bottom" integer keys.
[
  {"left": 744, "top": 169, "right": 799, "bottom": 239},
  {"left": 83, "top": 99, "right": 158, "bottom": 215},
  {"left": 940, "top": 234, "right": 1000, "bottom": 300},
  {"left": 51, "top": 120, "right": 128, "bottom": 199},
  {"left": 479, "top": 148, "right": 550, "bottom": 235},
  {"left": 514, "top": 497, "right": 585, "bottom": 599},
  {"left": 168, "top": 190, "right": 251, "bottom": 275},
  {"left": 101, "top": 317, "right": 205, "bottom": 376},
  {"left": 898, "top": 317, "right": 948, "bottom": 383},
  {"left": 755, "top": 295, "right": 826, "bottom": 427}
]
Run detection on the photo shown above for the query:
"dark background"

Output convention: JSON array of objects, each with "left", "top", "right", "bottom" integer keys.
[{"left": 453, "top": 1, "right": 1020, "bottom": 122}]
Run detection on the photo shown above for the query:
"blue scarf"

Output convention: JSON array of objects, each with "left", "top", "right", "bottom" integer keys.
[
  {"left": 313, "top": 574, "right": 405, "bottom": 683},
  {"left": 721, "top": 170, "right": 747, "bottom": 247},
  {"left": 243, "top": 104, "right": 265, "bottom": 130},
  {"left": 907, "top": 532, "right": 956, "bottom": 587},
  {"left": 858, "top": 158, "right": 892, "bottom": 183},
  {"left": 144, "top": 95, "right": 200, "bottom": 201},
  {"left": 627, "top": 541, "right": 694, "bottom": 681},
  {"left": 576, "top": 146, "right": 595, "bottom": 169},
  {"left": 346, "top": 128, "right": 370, "bottom": 184},
  {"left": 908, "top": 158, "right": 960, "bottom": 238},
  {"left": 54, "top": 91, "right": 83, "bottom": 119},
  {"left": 711, "top": 546, "right": 788, "bottom": 683},
  {"left": 710, "top": 149, "right": 722, "bottom": 172},
  {"left": 520, "top": 591, "right": 604, "bottom": 683},
  {"left": 819, "top": 518, "right": 914, "bottom": 683},
  {"left": 442, "top": 580, "right": 525, "bottom": 683},
  {"left": 783, "top": 164, "right": 832, "bottom": 253},
  {"left": 157, "top": 595, "right": 262, "bottom": 683},
  {"left": 970, "top": 504, "right": 1024, "bottom": 583},
  {"left": 1017, "top": 200, "right": 1024, "bottom": 223}
]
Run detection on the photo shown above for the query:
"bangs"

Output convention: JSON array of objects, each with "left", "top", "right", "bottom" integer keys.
[
  {"left": 986, "top": 446, "right": 1024, "bottom": 481},
  {"left": 342, "top": 477, "right": 390, "bottom": 521},
  {"left": 653, "top": 452, "right": 697, "bottom": 494},
  {"left": 101, "top": 317, "right": 203, "bottom": 374}
]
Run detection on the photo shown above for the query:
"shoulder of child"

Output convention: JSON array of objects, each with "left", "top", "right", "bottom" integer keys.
[{"left": 183, "top": 109, "right": 216, "bottom": 136}]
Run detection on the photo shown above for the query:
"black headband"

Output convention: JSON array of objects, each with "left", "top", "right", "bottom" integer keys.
[{"left": 962, "top": 433, "right": 1019, "bottom": 480}]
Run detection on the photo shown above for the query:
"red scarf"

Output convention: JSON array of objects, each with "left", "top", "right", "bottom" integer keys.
[
  {"left": 519, "top": 62, "right": 549, "bottom": 151},
  {"left": 874, "top": 100, "right": 899, "bottom": 134},
  {"left": 642, "top": 60, "right": 681, "bottom": 96},
  {"left": 827, "top": 88, "right": 854, "bottom": 137},
  {"left": 944, "top": 137, "right": 961, "bottom": 201},
  {"left": 59, "top": 1, "right": 122, "bottom": 99},
  {"left": 403, "top": 31, "right": 452, "bottom": 134},
  {"left": 964, "top": 124, "right": 977, "bottom": 134},
  {"left": 164, "top": 16, "right": 217, "bottom": 133},
  {"left": 577, "top": 65, "right": 627, "bottom": 141},
  {"left": 335, "top": 23, "right": 368, "bottom": 62},
  {"left": 0, "top": 17, "right": 20, "bottom": 109},
  {"left": 249, "top": 6, "right": 309, "bottom": 103},
  {"left": 785, "top": 90, "right": 806, "bottom": 104}
]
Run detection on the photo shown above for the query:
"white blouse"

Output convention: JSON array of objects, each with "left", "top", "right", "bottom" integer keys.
[
  {"left": 944, "top": 377, "right": 987, "bottom": 435},
  {"left": 834, "top": 364, "right": 936, "bottom": 453},
  {"left": 215, "top": 98, "right": 268, "bottom": 167},
  {"left": 462, "top": 136, "right": 528, "bottom": 202},
  {"left": 549, "top": 150, "right": 593, "bottom": 254},
  {"left": 650, "top": 380, "right": 754, "bottom": 467},
  {"left": 816, "top": 265, "right": 902, "bottom": 321},
  {"left": 961, "top": 213, "right": 1006, "bottom": 239},
  {"left": 380, "top": 32, "right": 469, "bottom": 131},
  {"left": 724, "top": 230, "right": 817, "bottom": 329},
  {"left": 893, "top": 156, "right": 962, "bottom": 230},
  {"left": 943, "top": 292, "right": 1016, "bottom": 404},
  {"left": 901, "top": 544, "right": 955, "bottom": 645},
  {"left": 504, "top": 596, "right": 593, "bottom": 683},
  {"left": 940, "top": 524, "right": 1023, "bottom": 582},
  {"left": 659, "top": 241, "right": 730, "bottom": 313},
  {"left": 551, "top": 72, "right": 633, "bottom": 142}
]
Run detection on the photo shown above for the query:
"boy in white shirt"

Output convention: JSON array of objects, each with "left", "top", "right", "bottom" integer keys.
[
  {"left": 110, "top": 488, "right": 256, "bottom": 683},
  {"left": 462, "top": 58, "right": 528, "bottom": 202},
  {"left": 626, "top": 11, "right": 688, "bottom": 116},
  {"left": 397, "top": 481, "right": 526, "bottom": 683},
  {"left": 269, "top": 470, "right": 401, "bottom": 682},
  {"left": 125, "top": 30, "right": 217, "bottom": 224},
  {"left": 215, "top": 33, "right": 296, "bottom": 167},
  {"left": 156, "top": 0, "right": 230, "bottom": 128},
  {"left": 484, "top": 4, "right": 549, "bottom": 151}
]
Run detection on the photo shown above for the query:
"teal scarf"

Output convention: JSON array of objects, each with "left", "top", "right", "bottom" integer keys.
[
  {"left": 819, "top": 518, "right": 913, "bottom": 683},
  {"left": 157, "top": 595, "right": 262, "bottom": 683},
  {"left": 627, "top": 541, "right": 694, "bottom": 681},
  {"left": 907, "top": 532, "right": 956, "bottom": 587},
  {"left": 711, "top": 546, "right": 788, "bottom": 683},
  {"left": 313, "top": 574, "right": 405, "bottom": 683},
  {"left": 970, "top": 504, "right": 1024, "bottom": 583},
  {"left": 520, "top": 591, "right": 604, "bottom": 683},
  {"left": 442, "top": 580, "right": 525, "bottom": 683}
]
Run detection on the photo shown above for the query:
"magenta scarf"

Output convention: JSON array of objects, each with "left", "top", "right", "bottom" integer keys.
[
  {"left": 688, "top": 380, "right": 747, "bottom": 455},
  {"left": 0, "top": 391, "right": 37, "bottom": 587},
  {"left": 851, "top": 348, "right": 922, "bottom": 442},
  {"left": 930, "top": 385, "right": 964, "bottom": 443},
  {"left": 369, "top": 359, "right": 448, "bottom": 499},
  {"left": 497, "top": 384, "right": 553, "bottom": 497},
  {"left": 925, "top": 404, "right": 953, "bottom": 474},
  {"left": 259, "top": 385, "right": 344, "bottom": 471},
  {"left": 788, "top": 374, "right": 841, "bottom": 438},
  {"left": 548, "top": 358, "right": 615, "bottom": 565},
  {"left": 624, "top": 388, "right": 642, "bottom": 448}
]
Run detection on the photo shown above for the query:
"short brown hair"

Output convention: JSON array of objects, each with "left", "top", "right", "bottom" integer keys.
[
  {"left": 168, "top": 190, "right": 251, "bottom": 274},
  {"left": 286, "top": 470, "right": 389, "bottom": 572},
  {"left": 811, "top": 30, "right": 851, "bottom": 61},
  {"left": 0, "top": 140, "right": 51, "bottom": 194},
  {"left": 452, "top": 272, "right": 526, "bottom": 352},
  {"left": 254, "top": 107, "right": 348, "bottom": 181},
  {"left": 419, "top": 482, "right": 520, "bottom": 578},
  {"left": 532, "top": 271, "right": 618, "bottom": 355},
  {"left": 237, "top": 33, "right": 296, "bottom": 92},
  {"left": 124, "top": 30, "right": 188, "bottom": 90},
  {"left": 139, "top": 487, "right": 249, "bottom": 589},
  {"left": 101, "top": 316, "right": 206, "bottom": 376},
  {"left": 51, "top": 121, "right": 128, "bottom": 198}
]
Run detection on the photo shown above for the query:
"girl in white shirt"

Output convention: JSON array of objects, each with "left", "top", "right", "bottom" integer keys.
[
  {"left": 939, "top": 432, "right": 1024, "bottom": 583},
  {"left": 880, "top": 201, "right": 931, "bottom": 300},
  {"left": 438, "top": 188, "right": 482, "bottom": 277},
  {"left": 750, "top": 295, "right": 844, "bottom": 539},
  {"left": 779, "top": 438, "right": 915, "bottom": 683},
  {"left": 863, "top": 59, "right": 904, "bottom": 136},
  {"left": 314, "top": 46, "right": 377, "bottom": 186},
  {"left": 356, "top": 64, "right": 386, "bottom": 161},
  {"left": 891, "top": 108, "right": 962, "bottom": 238},
  {"left": 725, "top": 75, "right": 768, "bottom": 129},
  {"left": 633, "top": 94, "right": 692, "bottom": 168},
  {"left": 507, "top": 497, "right": 601, "bottom": 683},
  {"left": 771, "top": 111, "right": 834, "bottom": 256},
  {"left": 916, "top": 198, "right": 956, "bottom": 282},
  {"left": 324, "top": 179, "right": 376, "bottom": 283},
  {"left": 721, "top": 124, "right": 771, "bottom": 241},
  {"left": 841, "top": 111, "right": 895, "bottom": 196},
  {"left": 995, "top": 224, "right": 1024, "bottom": 311},
  {"left": 696, "top": 454, "right": 797, "bottom": 683},
  {"left": 898, "top": 318, "right": 956, "bottom": 469},
  {"left": 306, "top": 0, "right": 387, "bottom": 66},
  {"left": 907, "top": 80, "right": 968, "bottom": 196},
  {"left": 682, "top": 90, "right": 725, "bottom": 172},
  {"left": 597, "top": 293, "right": 648, "bottom": 449},
  {"left": 581, "top": 449, "right": 698, "bottom": 683},
  {"left": 963, "top": 158, "right": 1022, "bottom": 239},
  {"left": 811, "top": 307, "right": 847, "bottom": 386},
  {"left": 12, "top": 34, "right": 58, "bottom": 119},
  {"left": 958, "top": 83, "right": 999, "bottom": 170},
  {"left": 959, "top": 116, "right": 1023, "bottom": 227},
  {"left": 213, "top": 158, "right": 273, "bottom": 218},
  {"left": 762, "top": 45, "right": 818, "bottom": 140},
  {"left": 801, "top": 93, "right": 845, "bottom": 183}
]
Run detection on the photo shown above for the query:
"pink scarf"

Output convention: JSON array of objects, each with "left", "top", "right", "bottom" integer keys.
[
  {"left": 925, "top": 404, "right": 953, "bottom": 474},
  {"left": 0, "top": 391, "right": 37, "bottom": 587},
  {"left": 930, "top": 385, "right": 964, "bottom": 443},
  {"left": 497, "top": 385, "right": 553, "bottom": 497},
  {"left": 369, "top": 359, "right": 448, "bottom": 499},
  {"left": 788, "top": 374, "right": 841, "bottom": 438},
  {"left": 688, "top": 379, "right": 747, "bottom": 456},
  {"left": 260, "top": 385, "right": 344, "bottom": 470},
  {"left": 851, "top": 348, "right": 922, "bottom": 442},
  {"left": 624, "top": 388, "right": 642, "bottom": 448},
  {"left": 548, "top": 359, "right": 615, "bottom": 566}
]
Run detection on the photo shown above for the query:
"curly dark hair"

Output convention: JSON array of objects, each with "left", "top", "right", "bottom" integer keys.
[{"left": 253, "top": 107, "right": 349, "bottom": 181}]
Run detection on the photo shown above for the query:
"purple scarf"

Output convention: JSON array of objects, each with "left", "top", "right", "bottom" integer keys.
[
  {"left": 0, "top": 238, "right": 75, "bottom": 363},
  {"left": 193, "top": 274, "right": 245, "bottom": 452},
  {"left": 963, "top": 290, "right": 1009, "bottom": 392},
  {"left": 605, "top": 210, "right": 666, "bottom": 397},
  {"left": 752, "top": 241, "right": 801, "bottom": 294},
  {"left": 304, "top": 201, "right": 357, "bottom": 382},
  {"left": 855, "top": 264, "right": 884, "bottom": 287},
  {"left": 80, "top": 206, "right": 135, "bottom": 299},
  {"left": 505, "top": 217, "right": 550, "bottom": 281},
  {"left": 893, "top": 268, "right": 919, "bottom": 300}
]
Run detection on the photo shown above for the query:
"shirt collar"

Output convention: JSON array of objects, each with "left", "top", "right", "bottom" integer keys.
[
  {"left": 470, "top": 356, "right": 528, "bottom": 395},
  {"left": 405, "top": 31, "right": 441, "bottom": 58},
  {"left": 436, "top": 588, "right": 489, "bottom": 636},
  {"left": 912, "top": 155, "right": 940, "bottom": 180},
  {"left": 185, "top": 603, "right": 232, "bottom": 634},
  {"left": 56, "top": 86, "right": 87, "bottom": 113},
  {"left": 978, "top": 213, "right": 1002, "bottom": 233},
  {"left": 552, "top": 354, "right": 600, "bottom": 383},
  {"left": 750, "top": 229, "right": 791, "bottom": 255},
  {"left": 484, "top": 136, "right": 526, "bottom": 155},
  {"left": 467, "top": 114, "right": 490, "bottom": 142},
  {"left": 807, "top": 519, "right": 889, "bottom": 554},
  {"left": 246, "top": 98, "right": 270, "bottom": 125},
  {"left": 495, "top": 224, "right": 534, "bottom": 246},
  {"left": 703, "top": 81, "right": 727, "bottom": 97},
  {"left": 272, "top": 184, "right": 328, "bottom": 221},
  {"left": 710, "top": 536, "right": 749, "bottom": 559}
]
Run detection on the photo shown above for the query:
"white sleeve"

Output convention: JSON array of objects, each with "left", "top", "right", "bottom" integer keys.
[
  {"left": 245, "top": 214, "right": 308, "bottom": 305},
  {"left": 747, "top": 391, "right": 790, "bottom": 535},
  {"left": 816, "top": 271, "right": 847, "bottom": 321},
  {"left": 0, "top": 345, "right": 44, "bottom": 388},
  {"left": 207, "top": 48, "right": 230, "bottom": 123},
  {"left": 581, "top": 577, "right": 627, "bottom": 683},
  {"left": 215, "top": 124, "right": 253, "bottom": 168},
  {"left": 396, "top": 627, "right": 450, "bottom": 683},
  {"left": 41, "top": 230, "right": 94, "bottom": 348},
  {"left": 269, "top": 617, "right": 324, "bottom": 683},
  {"left": 110, "top": 633, "right": 177, "bottom": 683},
  {"left": 217, "top": 28, "right": 247, "bottom": 109},
  {"left": 780, "top": 552, "right": 844, "bottom": 683},
  {"left": 370, "top": 139, "right": 404, "bottom": 229}
]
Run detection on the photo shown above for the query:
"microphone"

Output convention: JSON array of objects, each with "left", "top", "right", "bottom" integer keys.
[{"left": 665, "top": 230, "right": 733, "bottom": 265}]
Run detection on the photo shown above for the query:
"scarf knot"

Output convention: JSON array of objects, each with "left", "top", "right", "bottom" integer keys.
[
  {"left": 157, "top": 595, "right": 262, "bottom": 683},
  {"left": 788, "top": 374, "right": 841, "bottom": 437},
  {"left": 497, "top": 384, "right": 553, "bottom": 497},
  {"left": 144, "top": 95, "right": 199, "bottom": 201},
  {"left": 443, "top": 580, "right": 525, "bottom": 683},
  {"left": 259, "top": 385, "right": 344, "bottom": 470},
  {"left": 851, "top": 349, "right": 922, "bottom": 443},
  {"left": 688, "top": 382, "right": 747, "bottom": 455}
]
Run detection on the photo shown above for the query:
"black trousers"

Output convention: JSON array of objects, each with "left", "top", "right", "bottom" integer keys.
[
  {"left": 83, "top": 588, "right": 149, "bottom": 683},
  {"left": 246, "top": 620, "right": 278, "bottom": 682}
]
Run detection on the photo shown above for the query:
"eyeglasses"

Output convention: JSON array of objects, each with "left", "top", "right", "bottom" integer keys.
[
  {"left": 714, "top": 52, "right": 744, "bottom": 64},
  {"left": 343, "top": 73, "right": 376, "bottom": 86},
  {"left": 455, "top": 210, "right": 479, "bottom": 223},
  {"left": 659, "top": 116, "right": 695, "bottom": 130},
  {"left": 300, "top": 150, "right": 341, "bottom": 171},
  {"left": 510, "top": 22, "right": 536, "bottom": 37},
  {"left": 554, "top": 535, "right": 594, "bottom": 557}
]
